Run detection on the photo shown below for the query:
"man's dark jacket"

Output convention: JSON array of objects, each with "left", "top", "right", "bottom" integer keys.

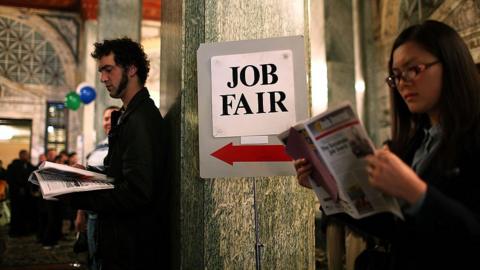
[
  {"left": 6, "top": 158, "right": 35, "bottom": 236},
  {"left": 7, "top": 159, "right": 34, "bottom": 196},
  {"left": 69, "top": 88, "right": 168, "bottom": 270}
]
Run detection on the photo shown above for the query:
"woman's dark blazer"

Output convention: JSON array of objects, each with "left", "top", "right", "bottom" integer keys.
[{"left": 339, "top": 129, "right": 480, "bottom": 270}]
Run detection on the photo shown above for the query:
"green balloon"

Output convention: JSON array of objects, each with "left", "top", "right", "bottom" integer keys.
[{"left": 65, "top": 91, "right": 81, "bottom": 111}]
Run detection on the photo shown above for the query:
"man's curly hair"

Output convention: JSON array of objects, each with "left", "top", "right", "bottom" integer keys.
[{"left": 91, "top": 37, "right": 150, "bottom": 85}]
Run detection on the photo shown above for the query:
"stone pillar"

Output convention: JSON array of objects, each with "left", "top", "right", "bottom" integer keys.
[
  {"left": 94, "top": 0, "right": 142, "bottom": 141},
  {"left": 161, "top": 0, "right": 315, "bottom": 269},
  {"left": 80, "top": 19, "right": 98, "bottom": 163},
  {"left": 361, "top": 0, "right": 394, "bottom": 145},
  {"left": 324, "top": 0, "right": 356, "bottom": 109}
]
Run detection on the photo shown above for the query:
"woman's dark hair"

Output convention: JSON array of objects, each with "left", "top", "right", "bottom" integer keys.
[
  {"left": 91, "top": 37, "right": 150, "bottom": 85},
  {"left": 388, "top": 20, "right": 480, "bottom": 168}
]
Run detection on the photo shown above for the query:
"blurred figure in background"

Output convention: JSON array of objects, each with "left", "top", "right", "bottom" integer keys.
[
  {"left": 58, "top": 150, "right": 69, "bottom": 165},
  {"left": 68, "top": 152, "right": 79, "bottom": 166},
  {"left": 36, "top": 154, "right": 46, "bottom": 168},
  {"left": 76, "top": 105, "right": 119, "bottom": 270},
  {"left": 6, "top": 150, "right": 35, "bottom": 237},
  {"left": 38, "top": 148, "right": 63, "bottom": 249}
]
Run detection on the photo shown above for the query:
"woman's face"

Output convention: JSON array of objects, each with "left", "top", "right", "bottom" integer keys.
[{"left": 392, "top": 41, "right": 443, "bottom": 124}]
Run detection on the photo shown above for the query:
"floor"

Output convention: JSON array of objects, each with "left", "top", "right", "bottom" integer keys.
[
  {"left": 0, "top": 208, "right": 327, "bottom": 270},
  {"left": 0, "top": 224, "right": 87, "bottom": 270}
]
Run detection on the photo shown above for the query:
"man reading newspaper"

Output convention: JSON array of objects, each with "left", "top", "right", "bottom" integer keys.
[{"left": 56, "top": 38, "right": 168, "bottom": 269}]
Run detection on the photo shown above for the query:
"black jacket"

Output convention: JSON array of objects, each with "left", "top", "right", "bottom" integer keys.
[
  {"left": 6, "top": 159, "right": 35, "bottom": 196},
  {"left": 69, "top": 88, "right": 168, "bottom": 270},
  {"left": 391, "top": 130, "right": 480, "bottom": 270}
]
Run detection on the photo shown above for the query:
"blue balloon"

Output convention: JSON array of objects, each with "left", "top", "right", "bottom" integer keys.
[{"left": 79, "top": 86, "right": 96, "bottom": 104}]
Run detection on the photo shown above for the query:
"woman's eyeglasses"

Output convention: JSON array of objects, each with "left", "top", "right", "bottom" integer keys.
[{"left": 386, "top": 60, "right": 440, "bottom": 89}]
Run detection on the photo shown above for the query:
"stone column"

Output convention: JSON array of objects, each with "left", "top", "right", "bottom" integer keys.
[
  {"left": 79, "top": 19, "right": 97, "bottom": 163},
  {"left": 94, "top": 0, "right": 142, "bottom": 141},
  {"left": 161, "top": 0, "right": 315, "bottom": 269},
  {"left": 361, "top": 0, "right": 396, "bottom": 145},
  {"left": 324, "top": 1, "right": 356, "bottom": 109}
]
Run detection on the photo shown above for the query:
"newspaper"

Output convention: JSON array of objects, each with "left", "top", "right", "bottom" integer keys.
[
  {"left": 28, "top": 161, "right": 114, "bottom": 199},
  {"left": 279, "top": 102, "right": 403, "bottom": 220}
]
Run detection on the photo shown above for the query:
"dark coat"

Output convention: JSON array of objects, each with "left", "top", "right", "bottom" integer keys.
[
  {"left": 6, "top": 159, "right": 35, "bottom": 197},
  {"left": 69, "top": 88, "right": 168, "bottom": 270},
  {"left": 340, "top": 130, "right": 480, "bottom": 270}
]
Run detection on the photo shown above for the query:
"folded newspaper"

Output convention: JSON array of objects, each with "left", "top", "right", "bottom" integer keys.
[
  {"left": 28, "top": 161, "right": 114, "bottom": 199},
  {"left": 279, "top": 102, "right": 403, "bottom": 220}
]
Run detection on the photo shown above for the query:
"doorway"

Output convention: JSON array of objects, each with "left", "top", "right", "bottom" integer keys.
[{"left": 0, "top": 119, "right": 32, "bottom": 167}]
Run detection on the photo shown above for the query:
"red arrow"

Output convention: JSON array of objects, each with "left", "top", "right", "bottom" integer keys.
[{"left": 211, "top": 143, "right": 292, "bottom": 165}]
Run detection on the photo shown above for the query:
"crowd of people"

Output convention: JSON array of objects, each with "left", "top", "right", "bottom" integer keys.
[
  {"left": 1, "top": 37, "right": 168, "bottom": 270},
  {"left": 0, "top": 149, "right": 80, "bottom": 247}
]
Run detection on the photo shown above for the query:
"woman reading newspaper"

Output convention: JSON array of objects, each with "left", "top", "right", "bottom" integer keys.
[{"left": 295, "top": 20, "right": 480, "bottom": 270}]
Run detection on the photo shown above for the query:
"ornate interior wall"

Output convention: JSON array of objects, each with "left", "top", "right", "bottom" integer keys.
[
  {"left": 0, "top": 6, "right": 80, "bottom": 162},
  {"left": 0, "top": 5, "right": 161, "bottom": 164}
]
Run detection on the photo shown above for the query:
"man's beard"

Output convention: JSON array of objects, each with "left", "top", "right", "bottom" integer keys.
[{"left": 109, "top": 71, "right": 129, "bottom": 98}]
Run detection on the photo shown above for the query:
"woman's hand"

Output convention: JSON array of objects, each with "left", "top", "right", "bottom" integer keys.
[
  {"left": 365, "top": 148, "right": 427, "bottom": 205},
  {"left": 294, "top": 158, "right": 313, "bottom": 189}
]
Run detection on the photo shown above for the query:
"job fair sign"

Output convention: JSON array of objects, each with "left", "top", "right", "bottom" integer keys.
[
  {"left": 197, "top": 36, "right": 308, "bottom": 178},
  {"left": 211, "top": 50, "right": 296, "bottom": 137}
]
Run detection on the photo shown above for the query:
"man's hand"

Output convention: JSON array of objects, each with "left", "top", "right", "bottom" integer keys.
[{"left": 71, "top": 164, "right": 86, "bottom": 170}]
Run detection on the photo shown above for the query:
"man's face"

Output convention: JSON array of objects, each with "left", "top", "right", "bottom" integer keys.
[
  {"left": 68, "top": 154, "right": 78, "bottom": 166},
  {"left": 98, "top": 53, "right": 129, "bottom": 99},
  {"left": 20, "top": 151, "right": 29, "bottom": 161},
  {"left": 102, "top": 108, "right": 116, "bottom": 135},
  {"left": 60, "top": 153, "right": 68, "bottom": 163},
  {"left": 46, "top": 150, "right": 57, "bottom": 162}
]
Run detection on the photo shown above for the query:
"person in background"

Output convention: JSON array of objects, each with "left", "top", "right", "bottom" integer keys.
[
  {"left": 75, "top": 105, "right": 119, "bottom": 270},
  {"left": 6, "top": 150, "right": 35, "bottom": 237},
  {"left": 59, "top": 150, "right": 69, "bottom": 165},
  {"left": 0, "top": 160, "right": 6, "bottom": 181},
  {"left": 36, "top": 150, "right": 55, "bottom": 242},
  {"left": 38, "top": 148, "right": 63, "bottom": 249},
  {"left": 36, "top": 154, "right": 46, "bottom": 168},
  {"left": 295, "top": 20, "right": 480, "bottom": 269},
  {"left": 64, "top": 152, "right": 80, "bottom": 231},
  {"left": 63, "top": 37, "right": 168, "bottom": 269},
  {"left": 0, "top": 159, "right": 7, "bottom": 212},
  {"left": 85, "top": 106, "right": 118, "bottom": 173},
  {"left": 0, "top": 160, "right": 7, "bottom": 202},
  {"left": 67, "top": 152, "right": 79, "bottom": 166},
  {"left": 29, "top": 153, "right": 46, "bottom": 238},
  {"left": 0, "top": 160, "right": 6, "bottom": 261}
]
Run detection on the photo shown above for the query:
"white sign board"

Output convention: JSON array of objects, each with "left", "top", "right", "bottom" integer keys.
[
  {"left": 211, "top": 50, "right": 296, "bottom": 137},
  {"left": 197, "top": 36, "right": 308, "bottom": 178}
]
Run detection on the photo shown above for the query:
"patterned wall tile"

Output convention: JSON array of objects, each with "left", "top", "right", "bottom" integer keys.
[
  {"left": 40, "top": 14, "right": 79, "bottom": 61},
  {"left": 0, "top": 16, "right": 65, "bottom": 86}
]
